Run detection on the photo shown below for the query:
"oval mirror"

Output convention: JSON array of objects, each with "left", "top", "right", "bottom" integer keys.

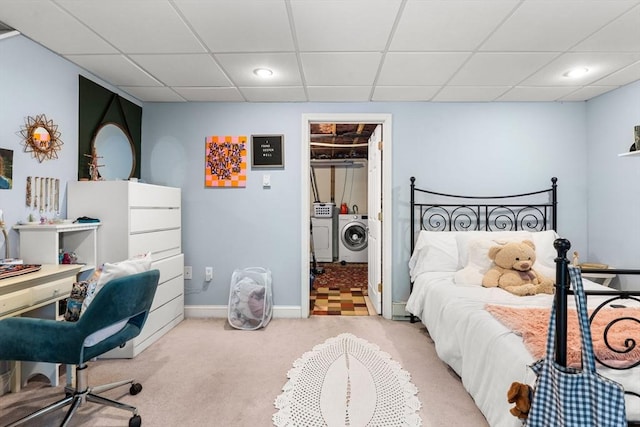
[
  {"left": 32, "top": 126, "right": 51, "bottom": 149},
  {"left": 91, "top": 122, "right": 135, "bottom": 180}
]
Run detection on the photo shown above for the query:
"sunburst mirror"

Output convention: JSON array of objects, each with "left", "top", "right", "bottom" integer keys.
[{"left": 20, "top": 114, "right": 64, "bottom": 162}]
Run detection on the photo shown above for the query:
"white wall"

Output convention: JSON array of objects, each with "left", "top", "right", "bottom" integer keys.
[
  {"left": 311, "top": 164, "right": 368, "bottom": 215},
  {"left": 0, "top": 35, "right": 140, "bottom": 261},
  {"left": 143, "top": 101, "right": 589, "bottom": 307},
  {"left": 586, "top": 80, "right": 640, "bottom": 290},
  {"left": 2, "top": 35, "right": 600, "bottom": 309}
]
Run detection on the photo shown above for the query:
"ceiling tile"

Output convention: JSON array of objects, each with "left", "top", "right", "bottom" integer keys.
[
  {"left": 215, "top": 53, "right": 302, "bottom": 86},
  {"left": 57, "top": 0, "right": 205, "bottom": 54},
  {"left": 174, "top": 0, "right": 294, "bottom": 52},
  {"left": 301, "top": 53, "right": 382, "bottom": 86},
  {"left": 574, "top": 4, "right": 640, "bottom": 52},
  {"left": 522, "top": 52, "right": 640, "bottom": 86},
  {"left": 559, "top": 86, "right": 620, "bottom": 101},
  {"left": 120, "top": 86, "right": 186, "bottom": 102},
  {"left": 0, "top": 0, "right": 117, "bottom": 54},
  {"left": 291, "top": 0, "right": 401, "bottom": 51},
  {"left": 450, "top": 53, "right": 560, "bottom": 86},
  {"left": 481, "top": 1, "right": 636, "bottom": 52},
  {"left": 307, "top": 86, "right": 372, "bottom": 102},
  {"left": 65, "top": 55, "right": 162, "bottom": 86},
  {"left": 239, "top": 87, "right": 307, "bottom": 102},
  {"left": 129, "top": 54, "right": 231, "bottom": 86},
  {"left": 377, "top": 52, "right": 471, "bottom": 85},
  {"left": 372, "top": 86, "right": 440, "bottom": 102},
  {"left": 2, "top": 0, "right": 640, "bottom": 102},
  {"left": 496, "top": 86, "right": 579, "bottom": 102},
  {"left": 172, "top": 87, "right": 245, "bottom": 102},
  {"left": 390, "top": 1, "right": 517, "bottom": 51},
  {"left": 432, "top": 86, "right": 510, "bottom": 102},
  {"left": 592, "top": 60, "right": 640, "bottom": 86}
]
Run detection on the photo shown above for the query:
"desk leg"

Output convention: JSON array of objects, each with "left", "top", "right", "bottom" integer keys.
[{"left": 9, "top": 361, "right": 21, "bottom": 393}]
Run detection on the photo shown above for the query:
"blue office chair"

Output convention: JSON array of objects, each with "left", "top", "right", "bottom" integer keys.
[{"left": 0, "top": 269, "right": 160, "bottom": 427}]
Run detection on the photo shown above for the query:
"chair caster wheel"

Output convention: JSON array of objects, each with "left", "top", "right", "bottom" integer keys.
[
  {"left": 129, "top": 415, "right": 141, "bottom": 427},
  {"left": 130, "top": 383, "right": 143, "bottom": 395}
]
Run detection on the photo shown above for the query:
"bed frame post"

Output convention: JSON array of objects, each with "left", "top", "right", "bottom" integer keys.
[
  {"left": 410, "top": 177, "right": 417, "bottom": 323},
  {"left": 553, "top": 238, "right": 571, "bottom": 366},
  {"left": 410, "top": 177, "right": 416, "bottom": 255},
  {"left": 551, "top": 177, "right": 558, "bottom": 231}
]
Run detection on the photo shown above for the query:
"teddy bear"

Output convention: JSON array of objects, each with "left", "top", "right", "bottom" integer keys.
[
  {"left": 507, "top": 381, "right": 533, "bottom": 419},
  {"left": 481, "top": 240, "right": 554, "bottom": 296}
]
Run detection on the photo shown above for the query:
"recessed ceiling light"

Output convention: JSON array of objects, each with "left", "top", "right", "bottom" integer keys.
[
  {"left": 563, "top": 67, "right": 589, "bottom": 78},
  {"left": 253, "top": 68, "right": 273, "bottom": 78}
]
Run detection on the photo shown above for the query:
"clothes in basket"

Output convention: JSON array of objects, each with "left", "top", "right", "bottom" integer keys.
[{"left": 228, "top": 267, "right": 273, "bottom": 330}]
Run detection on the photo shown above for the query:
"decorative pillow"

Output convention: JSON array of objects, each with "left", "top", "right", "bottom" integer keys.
[
  {"left": 455, "top": 231, "right": 532, "bottom": 270},
  {"left": 82, "top": 252, "right": 152, "bottom": 347},
  {"left": 64, "top": 281, "right": 89, "bottom": 322},
  {"left": 409, "top": 231, "right": 459, "bottom": 281}
]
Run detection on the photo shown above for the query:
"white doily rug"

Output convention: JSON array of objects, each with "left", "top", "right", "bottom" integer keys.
[{"left": 273, "top": 333, "right": 422, "bottom": 427}]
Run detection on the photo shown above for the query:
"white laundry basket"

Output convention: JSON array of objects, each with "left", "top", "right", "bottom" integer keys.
[{"left": 228, "top": 267, "right": 273, "bottom": 330}]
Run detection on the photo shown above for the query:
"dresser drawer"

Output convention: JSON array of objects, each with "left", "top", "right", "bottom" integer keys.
[
  {"left": 151, "top": 254, "right": 184, "bottom": 284},
  {"left": 151, "top": 275, "right": 183, "bottom": 311},
  {"left": 129, "top": 229, "right": 181, "bottom": 260},
  {"left": 129, "top": 183, "right": 180, "bottom": 208},
  {"left": 30, "top": 277, "right": 72, "bottom": 306},
  {"left": 0, "top": 289, "right": 31, "bottom": 318},
  {"left": 130, "top": 208, "right": 180, "bottom": 233}
]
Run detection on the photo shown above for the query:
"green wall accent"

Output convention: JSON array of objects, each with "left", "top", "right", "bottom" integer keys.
[{"left": 78, "top": 76, "right": 142, "bottom": 180}]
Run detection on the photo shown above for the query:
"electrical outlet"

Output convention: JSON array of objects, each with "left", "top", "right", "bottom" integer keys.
[
  {"left": 184, "top": 266, "right": 193, "bottom": 280},
  {"left": 205, "top": 266, "right": 213, "bottom": 282}
]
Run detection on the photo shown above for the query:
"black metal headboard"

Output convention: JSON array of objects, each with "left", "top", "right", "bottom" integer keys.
[{"left": 410, "top": 177, "right": 558, "bottom": 256}]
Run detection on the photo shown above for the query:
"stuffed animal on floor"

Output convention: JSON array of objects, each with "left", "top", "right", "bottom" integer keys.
[
  {"left": 481, "top": 240, "right": 554, "bottom": 296},
  {"left": 507, "top": 381, "right": 533, "bottom": 419}
]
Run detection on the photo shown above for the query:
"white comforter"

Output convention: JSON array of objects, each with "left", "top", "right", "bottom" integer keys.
[{"left": 406, "top": 272, "right": 640, "bottom": 427}]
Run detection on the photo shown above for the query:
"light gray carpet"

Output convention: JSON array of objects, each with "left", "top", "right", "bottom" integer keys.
[{"left": 0, "top": 317, "right": 489, "bottom": 426}]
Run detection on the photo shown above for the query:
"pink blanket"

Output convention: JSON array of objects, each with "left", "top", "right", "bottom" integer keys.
[{"left": 485, "top": 304, "right": 640, "bottom": 369}]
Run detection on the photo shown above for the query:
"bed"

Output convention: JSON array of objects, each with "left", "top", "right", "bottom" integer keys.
[{"left": 406, "top": 177, "right": 640, "bottom": 427}]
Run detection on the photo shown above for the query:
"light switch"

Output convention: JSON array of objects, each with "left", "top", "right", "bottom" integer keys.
[{"left": 262, "top": 174, "right": 271, "bottom": 187}]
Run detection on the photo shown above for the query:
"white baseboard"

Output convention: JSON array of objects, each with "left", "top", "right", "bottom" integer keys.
[{"left": 185, "top": 305, "right": 303, "bottom": 319}]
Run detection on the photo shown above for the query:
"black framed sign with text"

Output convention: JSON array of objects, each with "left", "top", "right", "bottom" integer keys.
[{"left": 251, "top": 135, "right": 284, "bottom": 169}]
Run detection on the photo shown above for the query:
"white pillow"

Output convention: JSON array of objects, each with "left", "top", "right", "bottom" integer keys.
[
  {"left": 455, "top": 231, "right": 532, "bottom": 270},
  {"left": 83, "top": 253, "right": 152, "bottom": 347},
  {"left": 531, "top": 230, "right": 559, "bottom": 278},
  {"left": 408, "top": 231, "right": 459, "bottom": 281},
  {"left": 453, "top": 238, "right": 500, "bottom": 285}
]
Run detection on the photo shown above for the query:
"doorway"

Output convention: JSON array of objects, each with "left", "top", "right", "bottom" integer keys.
[{"left": 300, "top": 113, "right": 393, "bottom": 319}]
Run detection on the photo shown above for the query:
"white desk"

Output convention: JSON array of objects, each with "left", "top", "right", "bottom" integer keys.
[{"left": 0, "top": 264, "right": 81, "bottom": 392}]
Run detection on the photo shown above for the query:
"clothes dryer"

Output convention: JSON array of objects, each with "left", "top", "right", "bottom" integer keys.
[
  {"left": 338, "top": 214, "right": 368, "bottom": 263},
  {"left": 311, "top": 213, "right": 338, "bottom": 262}
]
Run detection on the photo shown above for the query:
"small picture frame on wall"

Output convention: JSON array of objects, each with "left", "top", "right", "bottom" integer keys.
[{"left": 251, "top": 135, "right": 284, "bottom": 169}]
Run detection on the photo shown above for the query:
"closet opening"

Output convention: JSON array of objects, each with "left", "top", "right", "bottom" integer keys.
[
  {"left": 309, "top": 122, "right": 374, "bottom": 316},
  {"left": 301, "top": 114, "right": 392, "bottom": 319}
]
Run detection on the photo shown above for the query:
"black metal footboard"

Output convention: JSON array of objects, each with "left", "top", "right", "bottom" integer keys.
[{"left": 554, "top": 238, "right": 640, "bottom": 424}]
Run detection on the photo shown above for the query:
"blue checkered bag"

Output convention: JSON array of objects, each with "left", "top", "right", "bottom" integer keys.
[{"left": 526, "top": 266, "right": 626, "bottom": 427}]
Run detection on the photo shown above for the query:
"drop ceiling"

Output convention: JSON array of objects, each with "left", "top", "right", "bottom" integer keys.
[{"left": 1, "top": 0, "right": 640, "bottom": 103}]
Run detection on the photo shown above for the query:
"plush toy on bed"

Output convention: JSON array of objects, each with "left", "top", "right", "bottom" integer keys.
[
  {"left": 507, "top": 381, "right": 533, "bottom": 419},
  {"left": 481, "top": 240, "right": 554, "bottom": 296}
]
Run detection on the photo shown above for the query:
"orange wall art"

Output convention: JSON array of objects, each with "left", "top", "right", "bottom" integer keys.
[{"left": 205, "top": 135, "right": 247, "bottom": 188}]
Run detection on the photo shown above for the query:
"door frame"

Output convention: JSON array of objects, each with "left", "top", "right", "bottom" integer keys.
[{"left": 300, "top": 113, "right": 393, "bottom": 319}]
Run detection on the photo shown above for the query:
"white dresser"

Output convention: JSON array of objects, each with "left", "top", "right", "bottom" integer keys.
[{"left": 67, "top": 181, "right": 184, "bottom": 358}]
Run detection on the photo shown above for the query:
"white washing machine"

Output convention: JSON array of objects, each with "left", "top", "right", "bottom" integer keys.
[{"left": 338, "top": 214, "right": 368, "bottom": 263}]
